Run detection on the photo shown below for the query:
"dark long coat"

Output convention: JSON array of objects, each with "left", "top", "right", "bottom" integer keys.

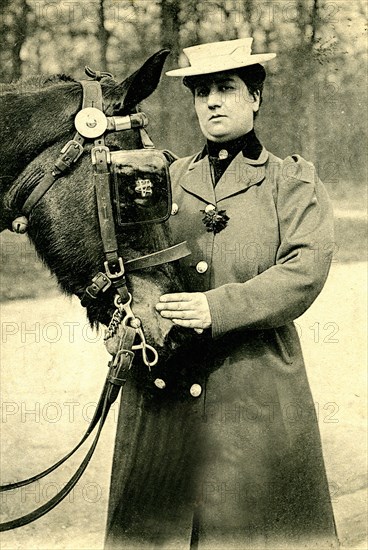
[{"left": 105, "top": 148, "right": 339, "bottom": 549}]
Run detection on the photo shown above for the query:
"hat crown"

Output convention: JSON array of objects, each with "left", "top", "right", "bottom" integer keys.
[
  {"left": 166, "top": 38, "right": 276, "bottom": 77},
  {"left": 184, "top": 38, "right": 253, "bottom": 64}
]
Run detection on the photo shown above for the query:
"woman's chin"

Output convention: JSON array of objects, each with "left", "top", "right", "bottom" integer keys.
[
  {"left": 205, "top": 132, "right": 231, "bottom": 142},
  {"left": 205, "top": 129, "right": 247, "bottom": 142}
]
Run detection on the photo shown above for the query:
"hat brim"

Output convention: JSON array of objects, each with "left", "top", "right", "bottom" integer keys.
[{"left": 166, "top": 53, "right": 276, "bottom": 77}]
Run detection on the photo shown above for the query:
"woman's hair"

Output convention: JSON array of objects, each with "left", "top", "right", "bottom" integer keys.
[{"left": 183, "top": 63, "right": 267, "bottom": 111}]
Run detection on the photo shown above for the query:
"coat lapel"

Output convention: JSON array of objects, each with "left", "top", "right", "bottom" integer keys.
[
  {"left": 179, "top": 155, "right": 216, "bottom": 204},
  {"left": 179, "top": 148, "right": 269, "bottom": 205},
  {"left": 215, "top": 147, "right": 269, "bottom": 202}
]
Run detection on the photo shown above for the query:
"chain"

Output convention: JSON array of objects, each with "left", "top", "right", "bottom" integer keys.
[
  {"left": 104, "top": 307, "right": 124, "bottom": 340},
  {"left": 104, "top": 293, "right": 159, "bottom": 368}
]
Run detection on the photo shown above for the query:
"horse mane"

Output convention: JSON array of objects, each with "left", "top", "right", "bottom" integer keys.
[
  {"left": 0, "top": 74, "right": 71, "bottom": 93},
  {"left": 0, "top": 73, "right": 122, "bottom": 95}
]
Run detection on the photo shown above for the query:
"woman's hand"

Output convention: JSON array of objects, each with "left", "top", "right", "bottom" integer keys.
[{"left": 156, "top": 292, "right": 212, "bottom": 333}]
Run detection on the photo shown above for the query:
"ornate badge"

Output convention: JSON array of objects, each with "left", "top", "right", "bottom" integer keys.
[
  {"left": 135, "top": 178, "right": 153, "bottom": 197},
  {"left": 201, "top": 204, "right": 229, "bottom": 234}
]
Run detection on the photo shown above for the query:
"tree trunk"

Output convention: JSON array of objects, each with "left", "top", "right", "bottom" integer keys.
[
  {"left": 11, "top": 0, "right": 28, "bottom": 80},
  {"left": 160, "top": 0, "right": 181, "bottom": 69},
  {"left": 244, "top": 0, "right": 255, "bottom": 36},
  {"left": 97, "top": 0, "right": 109, "bottom": 71},
  {"left": 311, "top": 0, "right": 319, "bottom": 45},
  {"left": 158, "top": 0, "right": 183, "bottom": 152},
  {"left": 293, "top": 0, "right": 320, "bottom": 161},
  {"left": 0, "top": 0, "right": 28, "bottom": 82},
  {"left": 304, "top": 0, "right": 320, "bottom": 161},
  {"left": 193, "top": 1, "right": 202, "bottom": 43}
]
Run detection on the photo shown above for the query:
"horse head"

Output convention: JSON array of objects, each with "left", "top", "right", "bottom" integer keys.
[{"left": 0, "top": 51, "right": 194, "bottom": 387}]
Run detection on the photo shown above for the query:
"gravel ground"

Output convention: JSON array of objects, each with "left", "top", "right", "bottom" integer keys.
[{"left": 0, "top": 262, "right": 366, "bottom": 550}]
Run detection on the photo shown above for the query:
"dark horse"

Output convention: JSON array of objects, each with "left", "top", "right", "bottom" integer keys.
[
  {"left": 0, "top": 50, "right": 190, "bottom": 364},
  {"left": 0, "top": 51, "right": 204, "bottom": 538}
]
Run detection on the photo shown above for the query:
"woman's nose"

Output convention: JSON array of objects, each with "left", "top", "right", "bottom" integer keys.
[{"left": 207, "top": 89, "right": 223, "bottom": 108}]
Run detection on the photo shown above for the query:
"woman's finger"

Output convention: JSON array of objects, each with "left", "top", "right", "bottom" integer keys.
[
  {"left": 159, "top": 310, "right": 197, "bottom": 320},
  {"left": 156, "top": 301, "right": 193, "bottom": 312},
  {"left": 172, "top": 319, "right": 201, "bottom": 328},
  {"left": 158, "top": 293, "right": 192, "bottom": 302}
]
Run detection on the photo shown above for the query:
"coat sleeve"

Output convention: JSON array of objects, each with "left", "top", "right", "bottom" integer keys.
[{"left": 205, "top": 155, "right": 335, "bottom": 338}]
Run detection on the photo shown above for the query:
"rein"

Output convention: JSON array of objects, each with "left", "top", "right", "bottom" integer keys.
[{"left": 0, "top": 70, "right": 190, "bottom": 531}]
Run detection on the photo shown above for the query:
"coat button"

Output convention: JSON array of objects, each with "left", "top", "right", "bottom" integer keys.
[
  {"left": 171, "top": 203, "right": 179, "bottom": 215},
  {"left": 196, "top": 261, "right": 208, "bottom": 274},
  {"left": 190, "top": 384, "right": 202, "bottom": 397}
]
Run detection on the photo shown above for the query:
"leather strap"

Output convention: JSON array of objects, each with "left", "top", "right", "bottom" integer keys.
[
  {"left": 22, "top": 135, "right": 84, "bottom": 216},
  {"left": 0, "top": 403, "right": 108, "bottom": 532},
  {"left": 139, "top": 127, "right": 155, "bottom": 148},
  {"left": 0, "top": 327, "right": 136, "bottom": 532},
  {"left": 0, "top": 374, "right": 109, "bottom": 492},
  {"left": 22, "top": 79, "right": 103, "bottom": 217},
  {"left": 85, "top": 80, "right": 131, "bottom": 303},
  {"left": 84, "top": 66, "right": 113, "bottom": 81},
  {"left": 125, "top": 241, "right": 191, "bottom": 272},
  {"left": 80, "top": 242, "right": 191, "bottom": 306},
  {"left": 80, "top": 79, "right": 103, "bottom": 108}
]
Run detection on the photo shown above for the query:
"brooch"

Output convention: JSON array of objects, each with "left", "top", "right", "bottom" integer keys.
[{"left": 201, "top": 204, "right": 229, "bottom": 234}]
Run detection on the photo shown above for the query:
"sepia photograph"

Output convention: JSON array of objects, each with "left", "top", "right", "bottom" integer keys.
[{"left": 0, "top": 1, "right": 367, "bottom": 549}]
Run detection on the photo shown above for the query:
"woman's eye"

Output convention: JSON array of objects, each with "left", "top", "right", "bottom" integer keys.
[
  {"left": 196, "top": 88, "right": 209, "bottom": 97},
  {"left": 220, "top": 85, "right": 235, "bottom": 92}
]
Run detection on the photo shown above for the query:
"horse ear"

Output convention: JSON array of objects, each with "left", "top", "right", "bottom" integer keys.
[{"left": 115, "top": 49, "right": 170, "bottom": 113}]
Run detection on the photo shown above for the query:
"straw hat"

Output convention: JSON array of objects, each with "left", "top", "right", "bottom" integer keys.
[{"left": 166, "top": 38, "right": 276, "bottom": 77}]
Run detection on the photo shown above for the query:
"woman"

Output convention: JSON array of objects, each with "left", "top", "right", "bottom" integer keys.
[{"left": 105, "top": 39, "right": 339, "bottom": 549}]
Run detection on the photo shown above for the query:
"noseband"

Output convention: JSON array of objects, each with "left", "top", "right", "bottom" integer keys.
[{"left": 1, "top": 69, "right": 190, "bottom": 531}]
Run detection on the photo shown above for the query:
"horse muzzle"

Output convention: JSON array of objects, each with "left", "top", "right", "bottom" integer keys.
[{"left": 103, "top": 288, "right": 200, "bottom": 394}]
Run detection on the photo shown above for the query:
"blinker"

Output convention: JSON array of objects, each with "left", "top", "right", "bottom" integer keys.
[{"left": 111, "top": 149, "right": 172, "bottom": 226}]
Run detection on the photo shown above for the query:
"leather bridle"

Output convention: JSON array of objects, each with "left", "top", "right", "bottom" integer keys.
[{"left": 0, "top": 70, "right": 190, "bottom": 531}]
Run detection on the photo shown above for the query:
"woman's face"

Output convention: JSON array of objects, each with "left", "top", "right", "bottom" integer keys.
[{"left": 193, "top": 73, "right": 260, "bottom": 142}]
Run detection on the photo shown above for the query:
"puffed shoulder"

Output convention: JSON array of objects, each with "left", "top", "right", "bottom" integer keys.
[{"left": 281, "top": 154, "right": 317, "bottom": 184}]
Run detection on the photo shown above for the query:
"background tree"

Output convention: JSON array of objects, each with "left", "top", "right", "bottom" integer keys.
[
  {"left": 0, "top": 0, "right": 29, "bottom": 81},
  {"left": 97, "top": 0, "right": 109, "bottom": 71},
  {"left": 0, "top": 0, "right": 366, "bottom": 198}
]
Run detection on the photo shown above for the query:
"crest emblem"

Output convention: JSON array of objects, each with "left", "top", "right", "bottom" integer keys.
[{"left": 135, "top": 178, "right": 153, "bottom": 198}]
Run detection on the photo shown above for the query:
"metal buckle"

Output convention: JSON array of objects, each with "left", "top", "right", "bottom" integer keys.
[
  {"left": 85, "top": 272, "right": 112, "bottom": 299},
  {"left": 59, "top": 140, "right": 84, "bottom": 165},
  {"left": 104, "top": 257, "right": 125, "bottom": 279},
  {"left": 91, "top": 145, "right": 111, "bottom": 165}
]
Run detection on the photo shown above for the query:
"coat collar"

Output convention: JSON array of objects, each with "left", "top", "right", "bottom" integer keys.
[{"left": 180, "top": 147, "right": 269, "bottom": 203}]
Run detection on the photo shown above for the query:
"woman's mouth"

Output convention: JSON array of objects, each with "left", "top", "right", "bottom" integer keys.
[{"left": 209, "top": 114, "right": 226, "bottom": 121}]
